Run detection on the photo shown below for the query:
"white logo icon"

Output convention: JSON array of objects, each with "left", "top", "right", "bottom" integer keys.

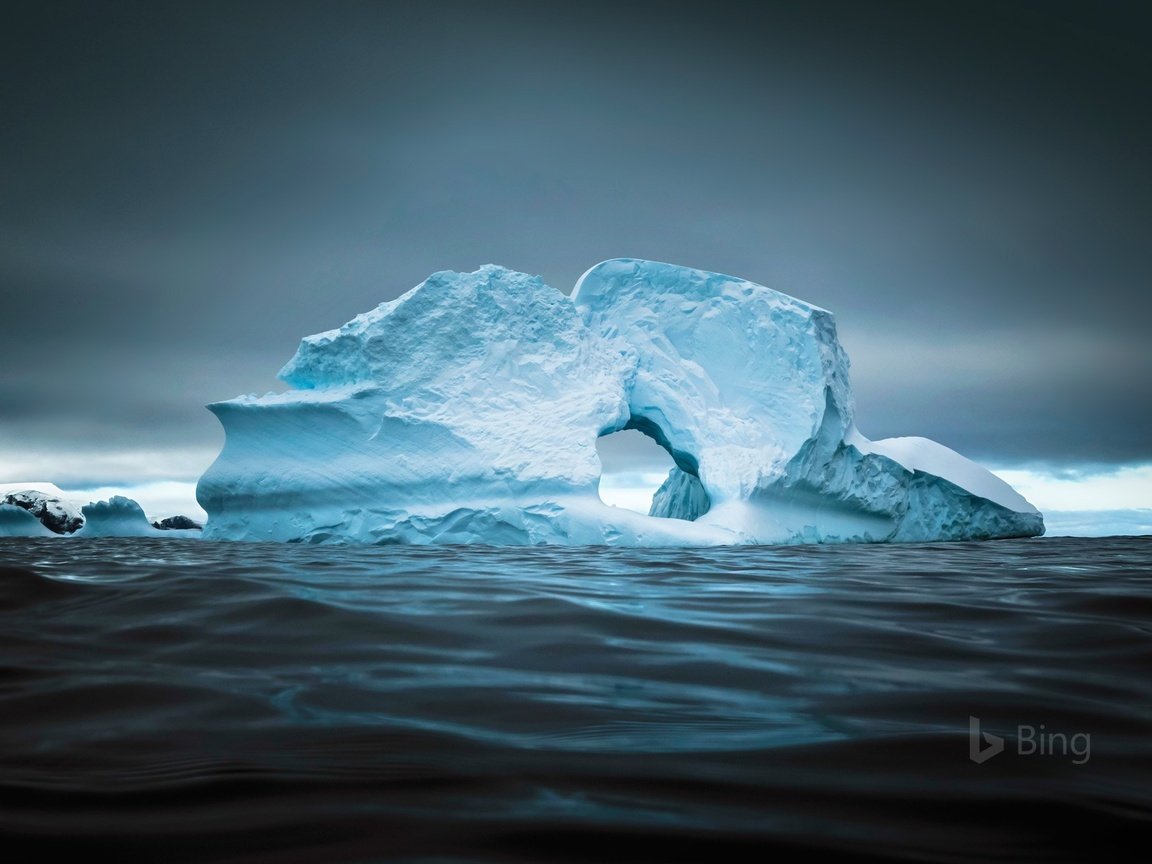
[{"left": 969, "top": 715, "right": 1004, "bottom": 764}]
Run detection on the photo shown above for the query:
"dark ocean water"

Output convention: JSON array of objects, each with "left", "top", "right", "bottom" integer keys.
[{"left": 1, "top": 537, "right": 1149, "bottom": 862}]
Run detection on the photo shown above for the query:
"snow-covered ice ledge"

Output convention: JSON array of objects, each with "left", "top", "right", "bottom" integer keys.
[{"left": 196, "top": 259, "right": 1043, "bottom": 545}]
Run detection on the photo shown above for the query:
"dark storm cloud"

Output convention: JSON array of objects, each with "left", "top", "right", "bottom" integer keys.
[{"left": 2, "top": 0, "right": 1150, "bottom": 483}]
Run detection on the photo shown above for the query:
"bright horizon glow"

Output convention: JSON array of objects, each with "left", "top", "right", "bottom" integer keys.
[
  {"left": 598, "top": 472, "right": 671, "bottom": 515},
  {"left": 3, "top": 461, "right": 1149, "bottom": 537},
  {"left": 990, "top": 464, "right": 1152, "bottom": 512}
]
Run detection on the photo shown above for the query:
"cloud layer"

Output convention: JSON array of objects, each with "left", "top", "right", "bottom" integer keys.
[{"left": 3, "top": 1, "right": 1150, "bottom": 489}]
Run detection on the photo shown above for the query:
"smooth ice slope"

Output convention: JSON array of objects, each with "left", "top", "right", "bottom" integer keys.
[
  {"left": 198, "top": 259, "right": 1043, "bottom": 544},
  {"left": 0, "top": 504, "right": 56, "bottom": 537}
]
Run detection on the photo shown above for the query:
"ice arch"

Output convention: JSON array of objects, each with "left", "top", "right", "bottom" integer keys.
[
  {"left": 572, "top": 258, "right": 855, "bottom": 510},
  {"left": 595, "top": 423, "right": 711, "bottom": 520}
]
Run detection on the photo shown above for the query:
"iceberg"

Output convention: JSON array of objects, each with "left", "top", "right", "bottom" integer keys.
[
  {"left": 74, "top": 496, "right": 169, "bottom": 538},
  {"left": 1, "top": 489, "right": 84, "bottom": 534},
  {"left": 197, "top": 259, "right": 1043, "bottom": 545},
  {"left": 0, "top": 504, "right": 56, "bottom": 537},
  {"left": 152, "top": 515, "right": 203, "bottom": 531}
]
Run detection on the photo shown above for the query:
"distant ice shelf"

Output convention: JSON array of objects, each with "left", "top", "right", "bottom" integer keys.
[
  {"left": 0, "top": 489, "right": 204, "bottom": 539},
  {"left": 196, "top": 259, "right": 1043, "bottom": 545}
]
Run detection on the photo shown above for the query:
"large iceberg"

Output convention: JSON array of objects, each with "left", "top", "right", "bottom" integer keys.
[{"left": 197, "top": 259, "right": 1043, "bottom": 544}]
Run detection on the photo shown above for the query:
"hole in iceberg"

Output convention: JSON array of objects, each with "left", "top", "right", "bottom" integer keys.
[
  {"left": 596, "top": 429, "right": 675, "bottom": 516},
  {"left": 595, "top": 425, "right": 708, "bottom": 521}
]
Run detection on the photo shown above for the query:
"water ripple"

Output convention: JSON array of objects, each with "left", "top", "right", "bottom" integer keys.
[{"left": 1, "top": 536, "right": 1150, "bottom": 861}]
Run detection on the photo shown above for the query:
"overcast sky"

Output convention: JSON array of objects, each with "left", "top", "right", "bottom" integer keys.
[{"left": 2, "top": 0, "right": 1150, "bottom": 498}]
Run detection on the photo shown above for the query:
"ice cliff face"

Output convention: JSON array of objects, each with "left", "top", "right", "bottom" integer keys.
[
  {"left": 649, "top": 469, "right": 710, "bottom": 522},
  {"left": 197, "top": 259, "right": 1043, "bottom": 545}
]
